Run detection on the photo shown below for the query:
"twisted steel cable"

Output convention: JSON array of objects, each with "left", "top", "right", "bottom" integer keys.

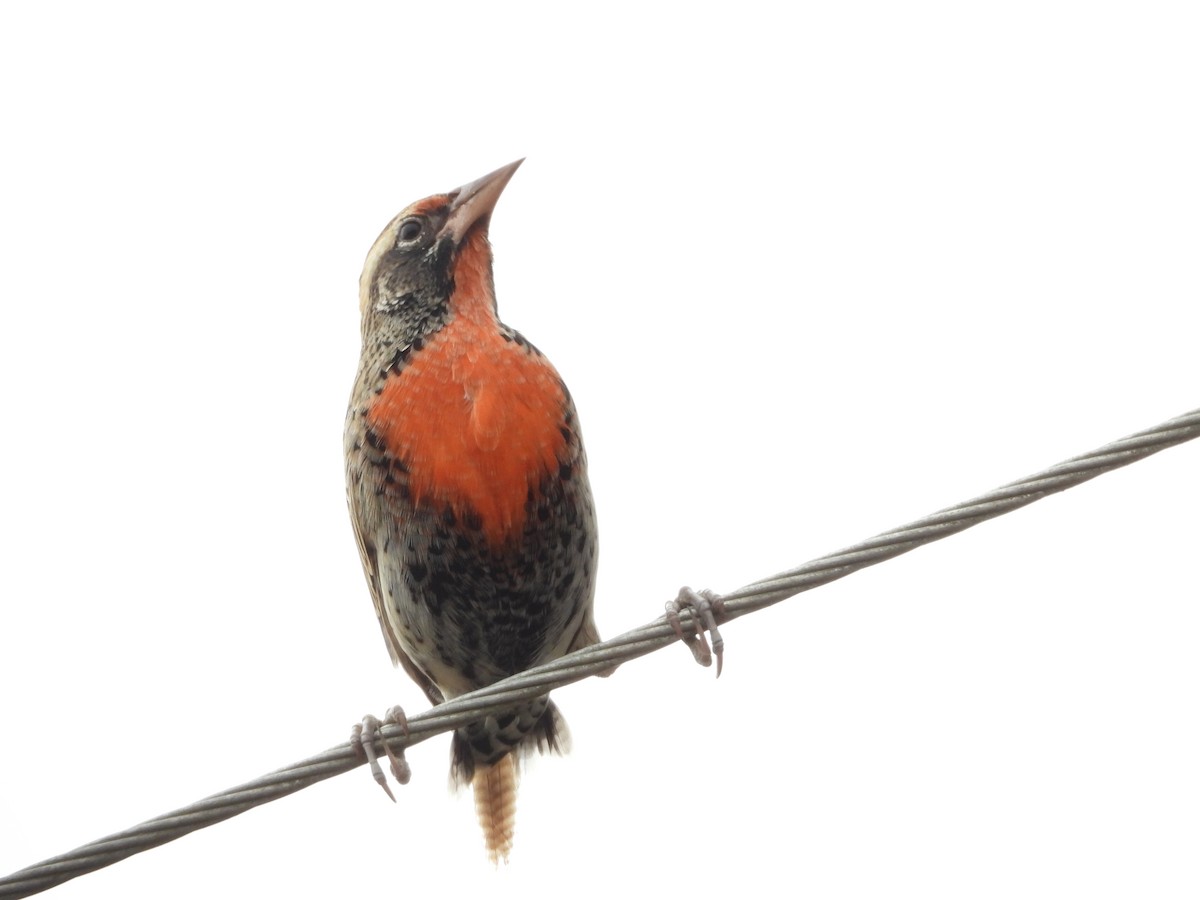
[{"left": 2, "top": 406, "right": 1197, "bottom": 898}]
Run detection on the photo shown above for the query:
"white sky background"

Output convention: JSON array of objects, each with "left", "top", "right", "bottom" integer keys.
[{"left": 1, "top": 2, "right": 1198, "bottom": 897}]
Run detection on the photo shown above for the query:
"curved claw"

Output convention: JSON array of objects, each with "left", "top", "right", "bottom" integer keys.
[
  {"left": 666, "top": 587, "right": 727, "bottom": 677},
  {"left": 351, "top": 706, "right": 411, "bottom": 800}
]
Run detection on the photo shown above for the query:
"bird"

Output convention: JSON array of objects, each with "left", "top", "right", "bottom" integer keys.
[{"left": 344, "top": 160, "right": 601, "bottom": 863}]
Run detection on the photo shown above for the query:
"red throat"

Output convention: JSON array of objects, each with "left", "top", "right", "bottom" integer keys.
[
  {"left": 367, "top": 231, "right": 568, "bottom": 546},
  {"left": 447, "top": 228, "right": 498, "bottom": 324}
]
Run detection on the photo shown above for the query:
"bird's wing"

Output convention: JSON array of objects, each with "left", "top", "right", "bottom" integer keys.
[{"left": 348, "top": 494, "right": 445, "bottom": 706}]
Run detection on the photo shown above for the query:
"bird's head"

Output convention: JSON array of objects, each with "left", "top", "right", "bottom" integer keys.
[{"left": 358, "top": 160, "right": 523, "bottom": 333}]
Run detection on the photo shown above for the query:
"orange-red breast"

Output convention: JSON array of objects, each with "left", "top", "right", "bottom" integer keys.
[{"left": 344, "top": 160, "right": 600, "bottom": 862}]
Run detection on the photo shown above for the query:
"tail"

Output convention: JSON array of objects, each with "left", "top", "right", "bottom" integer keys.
[
  {"left": 471, "top": 755, "right": 517, "bottom": 864},
  {"left": 451, "top": 698, "right": 571, "bottom": 864}
]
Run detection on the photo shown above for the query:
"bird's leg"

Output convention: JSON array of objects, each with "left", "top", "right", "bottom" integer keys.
[
  {"left": 351, "top": 705, "right": 412, "bottom": 801},
  {"left": 665, "top": 587, "right": 728, "bottom": 677}
]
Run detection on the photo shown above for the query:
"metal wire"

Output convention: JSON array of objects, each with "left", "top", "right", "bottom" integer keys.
[{"left": 2, "top": 406, "right": 1197, "bottom": 899}]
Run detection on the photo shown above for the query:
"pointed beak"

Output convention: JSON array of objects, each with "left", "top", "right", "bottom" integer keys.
[{"left": 443, "top": 158, "right": 524, "bottom": 243}]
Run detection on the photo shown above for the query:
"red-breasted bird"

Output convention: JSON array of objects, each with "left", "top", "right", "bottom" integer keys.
[{"left": 344, "top": 160, "right": 600, "bottom": 863}]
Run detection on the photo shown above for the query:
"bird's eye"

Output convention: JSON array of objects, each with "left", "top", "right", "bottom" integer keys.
[{"left": 397, "top": 218, "right": 424, "bottom": 243}]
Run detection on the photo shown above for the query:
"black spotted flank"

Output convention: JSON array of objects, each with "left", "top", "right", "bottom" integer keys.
[
  {"left": 558, "top": 462, "right": 573, "bottom": 481},
  {"left": 460, "top": 623, "right": 481, "bottom": 653},
  {"left": 423, "top": 570, "right": 449, "bottom": 616},
  {"left": 500, "top": 327, "right": 543, "bottom": 356},
  {"left": 382, "top": 343, "right": 412, "bottom": 376}
]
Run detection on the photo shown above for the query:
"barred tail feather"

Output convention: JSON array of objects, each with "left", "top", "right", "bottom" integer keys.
[
  {"left": 472, "top": 755, "right": 517, "bottom": 864},
  {"left": 450, "top": 699, "right": 571, "bottom": 863}
]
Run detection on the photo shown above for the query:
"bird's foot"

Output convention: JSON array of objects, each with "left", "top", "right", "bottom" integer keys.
[
  {"left": 666, "top": 587, "right": 727, "bottom": 677},
  {"left": 351, "top": 705, "right": 411, "bottom": 801}
]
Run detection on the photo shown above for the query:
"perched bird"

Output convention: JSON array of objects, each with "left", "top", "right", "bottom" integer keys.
[{"left": 345, "top": 160, "right": 600, "bottom": 863}]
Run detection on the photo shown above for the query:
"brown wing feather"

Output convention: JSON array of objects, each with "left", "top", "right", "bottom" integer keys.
[{"left": 347, "top": 495, "right": 445, "bottom": 706}]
